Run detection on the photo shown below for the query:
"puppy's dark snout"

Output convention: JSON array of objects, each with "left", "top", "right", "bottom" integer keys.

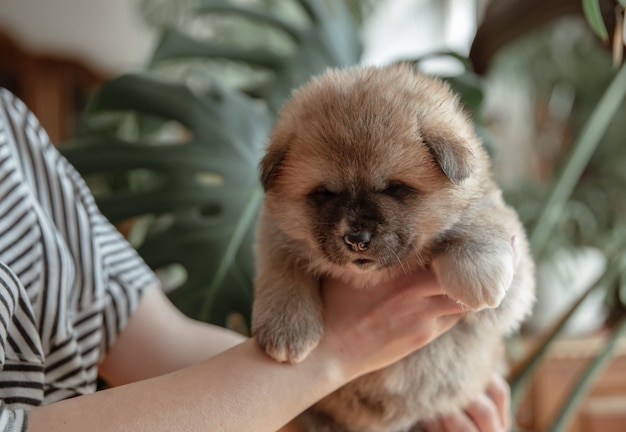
[{"left": 343, "top": 231, "right": 372, "bottom": 251}]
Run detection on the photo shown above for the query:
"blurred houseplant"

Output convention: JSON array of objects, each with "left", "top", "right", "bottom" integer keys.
[{"left": 470, "top": 0, "right": 626, "bottom": 430}]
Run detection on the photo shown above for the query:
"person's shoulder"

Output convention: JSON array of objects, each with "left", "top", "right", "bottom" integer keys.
[
  {"left": 0, "top": 88, "right": 27, "bottom": 114},
  {"left": 0, "top": 87, "right": 13, "bottom": 104}
]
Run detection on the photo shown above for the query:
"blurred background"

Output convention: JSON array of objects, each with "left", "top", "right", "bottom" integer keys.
[{"left": 1, "top": 0, "right": 625, "bottom": 430}]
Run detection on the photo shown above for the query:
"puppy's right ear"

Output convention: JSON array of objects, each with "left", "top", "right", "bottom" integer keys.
[
  {"left": 260, "top": 137, "right": 290, "bottom": 191},
  {"left": 423, "top": 133, "right": 474, "bottom": 185}
]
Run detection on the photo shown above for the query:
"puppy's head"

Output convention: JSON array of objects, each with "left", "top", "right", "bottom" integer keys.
[{"left": 260, "top": 64, "right": 490, "bottom": 276}]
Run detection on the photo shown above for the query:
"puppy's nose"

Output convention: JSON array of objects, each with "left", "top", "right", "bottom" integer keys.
[{"left": 343, "top": 231, "right": 372, "bottom": 251}]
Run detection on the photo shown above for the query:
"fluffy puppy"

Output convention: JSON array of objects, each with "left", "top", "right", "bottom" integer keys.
[{"left": 252, "top": 63, "right": 535, "bottom": 432}]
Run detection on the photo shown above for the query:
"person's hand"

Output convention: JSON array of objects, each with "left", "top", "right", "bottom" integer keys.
[
  {"left": 316, "top": 268, "right": 466, "bottom": 381},
  {"left": 420, "top": 373, "right": 512, "bottom": 432}
]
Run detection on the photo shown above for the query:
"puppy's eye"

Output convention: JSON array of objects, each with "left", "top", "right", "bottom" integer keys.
[
  {"left": 381, "top": 181, "right": 415, "bottom": 199},
  {"left": 308, "top": 185, "right": 336, "bottom": 202}
]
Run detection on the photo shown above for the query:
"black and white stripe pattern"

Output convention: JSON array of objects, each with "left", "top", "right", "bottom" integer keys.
[{"left": 0, "top": 89, "right": 158, "bottom": 431}]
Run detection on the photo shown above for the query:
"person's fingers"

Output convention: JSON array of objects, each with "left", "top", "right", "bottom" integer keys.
[
  {"left": 420, "top": 418, "right": 444, "bottom": 432},
  {"left": 485, "top": 373, "right": 511, "bottom": 431},
  {"left": 433, "top": 313, "right": 464, "bottom": 338},
  {"left": 464, "top": 393, "right": 503, "bottom": 432},
  {"left": 427, "top": 295, "right": 467, "bottom": 316},
  {"left": 439, "top": 409, "right": 480, "bottom": 432},
  {"left": 405, "top": 312, "right": 463, "bottom": 349},
  {"left": 388, "top": 269, "right": 443, "bottom": 297}
]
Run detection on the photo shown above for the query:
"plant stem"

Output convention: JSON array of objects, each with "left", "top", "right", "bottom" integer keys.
[
  {"left": 199, "top": 186, "right": 264, "bottom": 321},
  {"left": 509, "top": 248, "right": 626, "bottom": 410},
  {"left": 548, "top": 314, "right": 626, "bottom": 431},
  {"left": 530, "top": 63, "right": 626, "bottom": 258},
  {"left": 582, "top": 0, "right": 609, "bottom": 41}
]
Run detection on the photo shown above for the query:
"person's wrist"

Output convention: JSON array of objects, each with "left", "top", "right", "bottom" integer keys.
[
  {"left": 249, "top": 335, "right": 350, "bottom": 391},
  {"left": 308, "top": 340, "right": 355, "bottom": 392}
]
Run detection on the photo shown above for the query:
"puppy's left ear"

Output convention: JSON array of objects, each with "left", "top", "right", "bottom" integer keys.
[
  {"left": 260, "top": 136, "right": 290, "bottom": 191},
  {"left": 423, "top": 133, "right": 474, "bottom": 184}
]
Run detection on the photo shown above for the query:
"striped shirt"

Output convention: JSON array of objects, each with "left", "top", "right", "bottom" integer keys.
[{"left": 0, "top": 89, "right": 159, "bottom": 431}]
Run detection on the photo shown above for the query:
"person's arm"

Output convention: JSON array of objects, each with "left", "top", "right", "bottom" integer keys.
[
  {"left": 27, "top": 269, "right": 465, "bottom": 432},
  {"left": 97, "top": 286, "right": 247, "bottom": 386},
  {"left": 93, "top": 279, "right": 512, "bottom": 432}
]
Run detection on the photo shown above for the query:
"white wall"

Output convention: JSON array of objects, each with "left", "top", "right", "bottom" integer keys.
[
  {"left": 0, "top": 0, "right": 156, "bottom": 75},
  {"left": 361, "top": 0, "right": 479, "bottom": 74}
]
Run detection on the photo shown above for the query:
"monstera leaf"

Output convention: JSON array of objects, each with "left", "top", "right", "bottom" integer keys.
[
  {"left": 62, "top": 0, "right": 362, "bottom": 327},
  {"left": 149, "top": 0, "right": 361, "bottom": 108},
  {"left": 63, "top": 74, "right": 270, "bottom": 325}
]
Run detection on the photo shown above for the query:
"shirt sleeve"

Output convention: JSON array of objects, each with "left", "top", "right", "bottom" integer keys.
[
  {"left": 50, "top": 133, "right": 162, "bottom": 354},
  {"left": 0, "top": 406, "right": 26, "bottom": 432},
  {"left": 0, "top": 88, "right": 161, "bottom": 354},
  {"left": 64, "top": 158, "right": 162, "bottom": 352},
  {"left": 0, "top": 263, "right": 41, "bottom": 432}
]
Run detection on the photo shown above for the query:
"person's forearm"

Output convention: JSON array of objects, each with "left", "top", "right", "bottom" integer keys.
[
  {"left": 99, "top": 286, "right": 247, "bottom": 386},
  {"left": 28, "top": 338, "right": 344, "bottom": 432}
]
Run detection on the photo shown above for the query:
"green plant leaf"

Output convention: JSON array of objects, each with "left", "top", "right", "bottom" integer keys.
[
  {"left": 443, "top": 73, "right": 484, "bottom": 117},
  {"left": 530, "top": 62, "right": 626, "bottom": 258},
  {"left": 406, "top": 51, "right": 485, "bottom": 118},
  {"left": 148, "top": 0, "right": 361, "bottom": 110},
  {"left": 582, "top": 0, "right": 609, "bottom": 41},
  {"left": 199, "top": 186, "right": 263, "bottom": 319},
  {"left": 151, "top": 28, "right": 288, "bottom": 69},
  {"left": 508, "top": 249, "right": 626, "bottom": 410},
  {"left": 194, "top": 0, "right": 303, "bottom": 40},
  {"left": 64, "top": 76, "right": 271, "bottom": 325}
]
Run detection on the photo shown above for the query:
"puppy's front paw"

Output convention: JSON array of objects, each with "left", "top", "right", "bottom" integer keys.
[
  {"left": 254, "top": 313, "right": 324, "bottom": 363},
  {"left": 433, "top": 245, "right": 514, "bottom": 310}
]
